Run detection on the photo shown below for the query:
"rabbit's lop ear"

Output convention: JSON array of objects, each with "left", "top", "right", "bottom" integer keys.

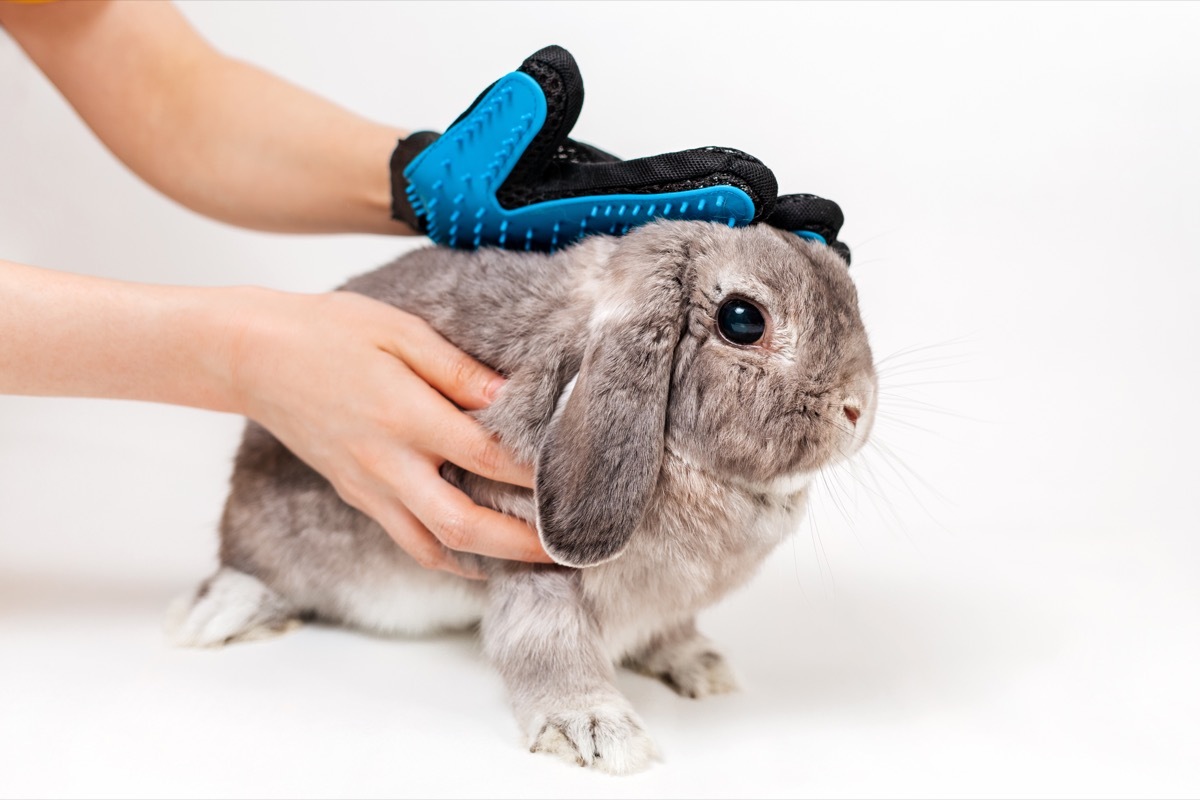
[{"left": 535, "top": 236, "right": 689, "bottom": 568}]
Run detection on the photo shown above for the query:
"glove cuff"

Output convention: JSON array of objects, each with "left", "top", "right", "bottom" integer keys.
[{"left": 389, "top": 131, "right": 441, "bottom": 232}]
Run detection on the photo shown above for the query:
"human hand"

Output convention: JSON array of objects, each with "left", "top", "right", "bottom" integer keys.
[
  {"left": 224, "top": 288, "right": 551, "bottom": 578},
  {"left": 390, "top": 45, "right": 779, "bottom": 251}
]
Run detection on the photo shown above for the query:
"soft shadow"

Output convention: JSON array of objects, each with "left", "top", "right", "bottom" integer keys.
[
  {"left": 0, "top": 566, "right": 484, "bottom": 651},
  {"left": 0, "top": 567, "right": 185, "bottom": 617},
  {"left": 623, "top": 571, "right": 1063, "bottom": 721},
  {"left": 0, "top": 565, "right": 1062, "bottom": 723}
]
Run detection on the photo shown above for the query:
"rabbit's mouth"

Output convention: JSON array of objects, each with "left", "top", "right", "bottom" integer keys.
[{"left": 775, "top": 403, "right": 870, "bottom": 474}]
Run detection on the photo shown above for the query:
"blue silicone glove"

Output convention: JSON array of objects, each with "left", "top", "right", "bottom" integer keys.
[{"left": 390, "top": 45, "right": 779, "bottom": 251}]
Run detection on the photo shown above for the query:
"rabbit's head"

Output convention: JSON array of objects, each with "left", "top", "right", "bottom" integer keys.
[{"left": 536, "top": 221, "right": 876, "bottom": 568}]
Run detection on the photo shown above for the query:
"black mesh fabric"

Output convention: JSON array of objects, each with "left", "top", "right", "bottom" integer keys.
[
  {"left": 552, "top": 138, "right": 622, "bottom": 165},
  {"left": 501, "top": 45, "right": 587, "bottom": 188},
  {"left": 496, "top": 47, "right": 775, "bottom": 217},
  {"left": 765, "top": 193, "right": 852, "bottom": 265},
  {"left": 497, "top": 144, "right": 776, "bottom": 216},
  {"left": 767, "top": 193, "right": 844, "bottom": 238}
]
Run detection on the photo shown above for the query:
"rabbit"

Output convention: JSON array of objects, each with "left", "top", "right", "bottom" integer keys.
[{"left": 166, "top": 220, "right": 877, "bottom": 774}]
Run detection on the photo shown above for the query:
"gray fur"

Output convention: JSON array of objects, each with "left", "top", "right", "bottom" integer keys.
[{"left": 168, "top": 221, "right": 877, "bottom": 774}]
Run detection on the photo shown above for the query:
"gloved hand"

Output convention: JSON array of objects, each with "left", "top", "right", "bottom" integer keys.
[
  {"left": 765, "top": 193, "right": 853, "bottom": 265},
  {"left": 390, "top": 45, "right": 778, "bottom": 251}
]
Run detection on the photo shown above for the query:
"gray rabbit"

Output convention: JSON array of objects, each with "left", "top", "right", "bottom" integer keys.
[{"left": 167, "top": 220, "right": 877, "bottom": 774}]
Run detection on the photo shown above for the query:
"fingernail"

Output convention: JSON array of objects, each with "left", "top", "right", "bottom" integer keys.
[{"left": 485, "top": 376, "right": 506, "bottom": 402}]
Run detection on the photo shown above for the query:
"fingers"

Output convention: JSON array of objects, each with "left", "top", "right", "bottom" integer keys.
[
  {"left": 378, "top": 329, "right": 533, "bottom": 488},
  {"left": 515, "top": 44, "right": 585, "bottom": 166},
  {"left": 402, "top": 463, "right": 553, "bottom": 564},
  {"left": 517, "top": 146, "right": 778, "bottom": 229},
  {"left": 361, "top": 494, "right": 486, "bottom": 580},
  {"left": 379, "top": 308, "right": 504, "bottom": 411},
  {"left": 356, "top": 451, "right": 549, "bottom": 573},
  {"left": 420, "top": 395, "right": 534, "bottom": 489},
  {"left": 358, "top": 298, "right": 533, "bottom": 488},
  {"left": 512, "top": 46, "right": 779, "bottom": 226}
]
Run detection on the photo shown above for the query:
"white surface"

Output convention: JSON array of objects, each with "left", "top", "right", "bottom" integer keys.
[{"left": 2, "top": 1, "right": 1199, "bottom": 797}]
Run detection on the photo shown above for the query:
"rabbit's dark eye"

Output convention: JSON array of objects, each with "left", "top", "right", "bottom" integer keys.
[{"left": 717, "top": 298, "right": 766, "bottom": 345}]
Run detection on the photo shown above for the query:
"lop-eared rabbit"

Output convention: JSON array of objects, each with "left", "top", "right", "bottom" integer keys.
[{"left": 168, "top": 221, "right": 877, "bottom": 774}]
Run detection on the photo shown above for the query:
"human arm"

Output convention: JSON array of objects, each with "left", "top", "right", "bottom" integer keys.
[
  {"left": 0, "top": 0, "right": 407, "bottom": 235},
  {"left": 0, "top": 1, "right": 553, "bottom": 571},
  {"left": 0, "top": 259, "right": 551, "bottom": 574}
]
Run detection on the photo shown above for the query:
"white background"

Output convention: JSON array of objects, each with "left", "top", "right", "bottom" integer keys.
[{"left": 2, "top": 2, "right": 1198, "bottom": 797}]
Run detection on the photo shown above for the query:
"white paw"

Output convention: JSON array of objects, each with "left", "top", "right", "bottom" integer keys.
[
  {"left": 625, "top": 638, "right": 741, "bottom": 699},
  {"left": 657, "top": 647, "right": 740, "bottom": 699},
  {"left": 529, "top": 703, "right": 660, "bottom": 775},
  {"left": 165, "top": 567, "right": 297, "bottom": 648}
]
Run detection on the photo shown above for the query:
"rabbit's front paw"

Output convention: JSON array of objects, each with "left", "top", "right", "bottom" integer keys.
[
  {"left": 529, "top": 702, "right": 660, "bottom": 775},
  {"left": 625, "top": 635, "right": 740, "bottom": 699},
  {"left": 659, "top": 647, "right": 739, "bottom": 699}
]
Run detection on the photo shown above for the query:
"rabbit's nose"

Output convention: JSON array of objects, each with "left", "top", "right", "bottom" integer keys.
[{"left": 843, "top": 404, "right": 861, "bottom": 426}]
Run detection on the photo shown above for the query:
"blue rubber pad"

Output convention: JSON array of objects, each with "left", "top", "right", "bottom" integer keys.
[
  {"left": 792, "top": 230, "right": 828, "bottom": 244},
  {"left": 403, "top": 72, "right": 758, "bottom": 251}
]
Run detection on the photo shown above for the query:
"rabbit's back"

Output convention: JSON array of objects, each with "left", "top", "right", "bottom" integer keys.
[{"left": 341, "top": 240, "right": 608, "bottom": 383}]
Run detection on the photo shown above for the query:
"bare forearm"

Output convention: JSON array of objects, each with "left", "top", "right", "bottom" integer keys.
[
  {"left": 0, "top": 1, "right": 411, "bottom": 235},
  {"left": 0, "top": 258, "right": 252, "bottom": 412},
  {"left": 0, "top": 256, "right": 547, "bottom": 568}
]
